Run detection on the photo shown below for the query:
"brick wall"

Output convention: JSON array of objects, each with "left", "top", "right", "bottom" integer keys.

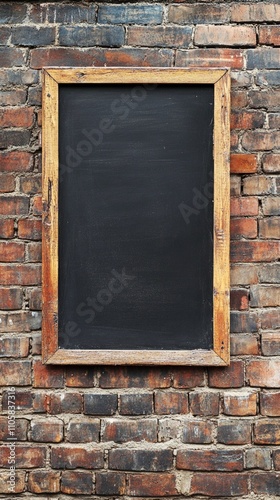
[{"left": 0, "top": 1, "right": 280, "bottom": 497}]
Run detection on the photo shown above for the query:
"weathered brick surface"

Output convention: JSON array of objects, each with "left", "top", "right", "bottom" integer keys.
[{"left": 0, "top": 2, "right": 279, "bottom": 498}]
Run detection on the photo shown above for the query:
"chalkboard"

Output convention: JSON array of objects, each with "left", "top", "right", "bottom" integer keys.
[{"left": 42, "top": 68, "right": 230, "bottom": 365}]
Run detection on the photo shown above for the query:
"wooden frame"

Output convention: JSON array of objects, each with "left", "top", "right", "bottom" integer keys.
[{"left": 42, "top": 67, "right": 230, "bottom": 365}]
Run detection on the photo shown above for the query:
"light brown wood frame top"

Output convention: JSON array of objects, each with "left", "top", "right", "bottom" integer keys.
[{"left": 42, "top": 67, "right": 230, "bottom": 366}]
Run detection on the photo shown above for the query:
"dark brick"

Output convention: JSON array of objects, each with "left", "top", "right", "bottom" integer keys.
[
  {"left": 0, "top": 27, "right": 10, "bottom": 45},
  {"left": 47, "top": 4, "right": 96, "bottom": 23},
  {"left": 0, "top": 336, "right": 28, "bottom": 357},
  {"left": 28, "top": 87, "right": 41, "bottom": 106},
  {"left": 102, "top": 418, "right": 157, "bottom": 443},
  {"left": 0, "top": 4, "right": 27, "bottom": 23},
  {"left": 0, "top": 47, "right": 26, "bottom": 67},
  {"left": 0, "top": 360, "right": 31, "bottom": 386},
  {"left": 172, "top": 367, "right": 205, "bottom": 388},
  {"left": 182, "top": 419, "right": 214, "bottom": 444},
  {"left": 0, "top": 130, "right": 30, "bottom": 148},
  {"left": 51, "top": 446, "right": 103, "bottom": 469},
  {"left": 99, "top": 366, "right": 171, "bottom": 388},
  {"left": 246, "top": 448, "right": 271, "bottom": 470},
  {"left": 67, "top": 418, "right": 100, "bottom": 442},
  {"left": 247, "top": 48, "right": 280, "bottom": 69},
  {"left": 48, "top": 392, "right": 83, "bottom": 414},
  {"left": 61, "top": 471, "right": 93, "bottom": 495},
  {"left": 2, "top": 390, "right": 33, "bottom": 411},
  {"left": 217, "top": 420, "right": 251, "bottom": 444},
  {"left": 260, "top": 392, "right": 280, "bottom": 416},
  {"left": 254, "top": 419, "right": 280, "bottom": 444},
  {"left": 249, "top": 89, "right": 280, "bottom": 110},
  {"left": 84, "top": 394, "right": 117, "bottom": 415},
  {"left": 230, "top": 288, "right": 250, "bottom": 310},
  {"left": 28, "top": 470, "right": 60, "bottom": 494},
  {"left": 230, "top": 311, "right": 258, "bottom": 332},
  {"left": 154, "top": 391, "right": 189, "bottom": 414},
  {"left": 65, "top": 367, "right": 94, "bottom": 387},
  {"left": 11, "top": 26, "right": 55, "bottom": 46},
  {"left": 189, "top": 392, "right": 219, "bottom": 416},
  {"left": 59, "top": 26, "right": 124, "bottom": 47},
  {"left": 0, "top": 89, "right": 26, "bottom": 106},
  {"left": 251, "top": 473, "right": 280, "bottom": 495},
  {"left": 260, "top": 264, "right": 280, "bottom": 283},
  {"left": 209, "top": 360, "right": 245, "bottom": 388},
  {"left": 0, "top": 416, "right": 28, "bottom": 441},
  {"left": 33, "top": 360, "right": 64, "bottom": 388},
  {"left": 127, "top": 473, "right": 178, "bottom": 496},
  {"left": 127, "top": 26, "right": 192, "bottom": 48},
  {"left": 98, "top": 5, "right": 163, "bottom": 24},
  {"left": 0, "top": 445, "right": 46, "bottom": 468},
  {"left": 31, "top": 418, "right": 63, "bottom": 443},
  {"left": 190, "top": 472, "right": 248, "bottom": 497},
  {"left": 96, "top": 472, "right": 125, "bottom": 495},
  {"left": 274, "top": 450, "right": 280, "bottom": 469},
  {"left": 109, "top": 449, "right": 173, "bottom": 471},
  {"left": 0, "top": 471, "right": 25, "bottom": 494},
  {"left": 168, "top": 4, "right": 229, "bottom": 24},
  {"left": 177, "top": 449, "right": 243, "bottom": 471},
  {"left": 119, "top": 393, "right": 153, "bottom": 415},
  {"left": 256, "top": 70, "right": 280, "bottom": 86},
  {"left": 0, "top": 288, "right": 23, "bottom": 310}
]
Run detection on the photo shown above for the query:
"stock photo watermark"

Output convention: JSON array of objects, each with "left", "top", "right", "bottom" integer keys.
[
  {"left": 6, "top": 387, "right": 17, "bottom": 493},
  {"left": 60, "top": 267, "right": 136, "bottom": 347},
  {"left": 178, "top": 171, "right": 214, "bottom": 225},
  {"left": 60, "top": 83, "right": 158, "bottom": 182}
]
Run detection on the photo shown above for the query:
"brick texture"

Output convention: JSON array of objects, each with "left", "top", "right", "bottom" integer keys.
[{"left": 0, "top": 2, "right": 279, "bottom": 498}]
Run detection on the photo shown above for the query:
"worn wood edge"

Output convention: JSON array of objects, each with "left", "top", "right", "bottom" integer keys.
[
  {"left": 213, "top": 69, "right": 231, "bottom": 365},
  {"left": 45, "top": 67, "right": 227, "bottom": 84},
  {"left": 42, "top": 69, "right": 59, "bottom": 363},
  {"left": 45, "top": 349, "right": 228, "bottom": 366}
]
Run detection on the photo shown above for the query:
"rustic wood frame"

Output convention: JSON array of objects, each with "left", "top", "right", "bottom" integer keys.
[{"left": 42, "top": 67, "right": 230, "bottom": 366}]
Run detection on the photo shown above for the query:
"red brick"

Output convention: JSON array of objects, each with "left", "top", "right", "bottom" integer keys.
[
  {"left": 230, "top": 154, "right": 257, "bottom": 174},
  {"left": 190, "top": 472, "right": 248, "bottom": 496},
  {"left": 223, "top": 391, "right": 257, "bottom": 416},
  {"left": 231, "top": 264, "right": 259, "bottom": 285},
  {"left": 154, "top": 391, "right": 189, "bottom": 414},
  {"left": 260, "top": 309, "right": 280, "bottom": 330},
  {"left": 96, "top": 472, "right": 125, "bottom": 495},
  {"left": 26, "top": 242, "right": 41, "bottom": 262},
  {"left": 0, "top": 287, "right": 23, "bottom": 309},
  {"left": 251, "top": 472, "right": 280, "bottom": 495},
  {"left": 176, "top": 48, "right": 244, "bottom": 69},
  {"left": 259, "top": 218, "right": 280, "bottom": 239},
  {"left": 251, "top": 285, "right": 280, "bottom": 307},
  {"left": 230, "top": 288, "right": 249, "bottom": 310},
  {"left": 260, "top": 392, "right": 280, "bottom": 416},
  {"left": 263, "top": 154, "right": 280, "bottom": 173},
  {"left": 0, "top": 151, "right": 32, "bottom": 172},
  {"left": 2, "top": 390, "right": 33, "bottom": 411},
  {"left": 0, "top": 107, "right": 34, "bottom": 128},
  {"left": 31, "top": 418, "right": 63, "bottom": 442},
  {"left": 189, "top": 392, "right": 219, "bottom": 416},
  {"left": 109, "top": 449, "right": 173, "bottom": 472},
  {"left": 0, "top": 445, "right": 46, "bottom": 468},
  {"left": 51, "top": 446, "right": 103, "bottom": 469},
  {"left": 231, "top": 90, "right": 248, "bottom": 109},
  {"left": 182, "top": 419, "right": 214, "bottom": 444},
  {"left": 0, "top": 241, "right": 24, "bottom": 263},
  {"left": 0, "top": 336, "right": 29, "bottom": 358},
  {"left": 0, "top": 195, "right": 29, "bottom": 215},
  {"left": 231, "top": 241, "right": 280, "bottom": 262},
  {"left": 261, "top": 332, "right": 280, "bottom": 356},
  {"left": 20, "top": 175, "right": 41, "bottom": 195},
  {"left": 177, "top": 449, "right": 243, "bottom": 471},
  {"left": 172, "top": 367, "right": 205, "bottom": 388},
  {"left": 33, "top": 360, "right": 64, "bottom": 388},
  {"left": 0, "top": 174, "right": 15, "bottom": 192},
  {"left": 0, "top": 264, "right": 41, "bottom": 285},
  {"left": 0, "top": 416, "right": 28, "bottom": 441},
  {"left": 232, "top": 3, "right": 280, "bottom": 22},
  {"left": 254, "top": 419, "right": 280, "bottom": 444},
  {"left": 247, "top": 359, "right": 280, "bottom": 387},
  {"left": 217, "top": 420, "right": 251, "bottom": 444},
  {"left": 0, "top": 360, "right": 31, "bottom": 386},
  {"left": 30, "top": 47, "right": 172, "bottom": 69},
  {"left": 127, "top": 26, "right": 192, "bottom": 48},
  {"left": 28, "top": 470, "right": 60, "bottom": 494},
  {"left": 0, "top": 471, "right": 25, "bottom": 494},
  {"left": 209, "top": 360, "right": 245, "bottom": 388},
  {"left": 99, "top": 366, "right": 171, "bottom": 388},
  {"left": 195, "top": 25, "right": 256, "bottom": 47},
  {"left": 230, "top": 197, "right": 258, "bottom": 216},
  {"left": 0, "top": 219, "right": 14, "bottom": 238},
  {"left": 259, "top": 25, "right": 280, "bottom": 45},
  {"left": 61, "top": 471, "right": 93, "bottom": 495},
  {"left": 102, "top": 418, "right": 157, "bottom": 443},
  {"left": 232, "top": 110, "right": 265, "bottom": 130},
  {"left": 231, "top": 334, "right": 259, "bottom": 356},
  {"left": 18, "top": 219, "right": 42, "bottom": 240},
  {"left": 262, "top": 197, "right": 280, "bottom": 216},
  {"left": 32, "top": 195, "right": 42, "bottom": 215},
  {"left": 127, "top": 473, "right": 178, "bottom": 496},
  {"left": 0, "top": 89, "right": 26, "bottom": 106},
  {"left": 231, "top": 218, "right": 257, "bottom": 239},
  {"left": 0, "top": 310, "right": 41, "bottom": 333},
  {"left": 65, "top": 367, "right": 94, "bottom": 387}
]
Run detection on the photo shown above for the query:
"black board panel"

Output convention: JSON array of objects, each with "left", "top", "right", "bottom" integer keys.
[{"left": 58, "top": 83, "right": 214, "bottom": 350}]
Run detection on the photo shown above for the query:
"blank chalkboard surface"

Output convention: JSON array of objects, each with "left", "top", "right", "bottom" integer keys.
[{"left": 42, "top": 68, "right": 230, "bottom": 365}]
